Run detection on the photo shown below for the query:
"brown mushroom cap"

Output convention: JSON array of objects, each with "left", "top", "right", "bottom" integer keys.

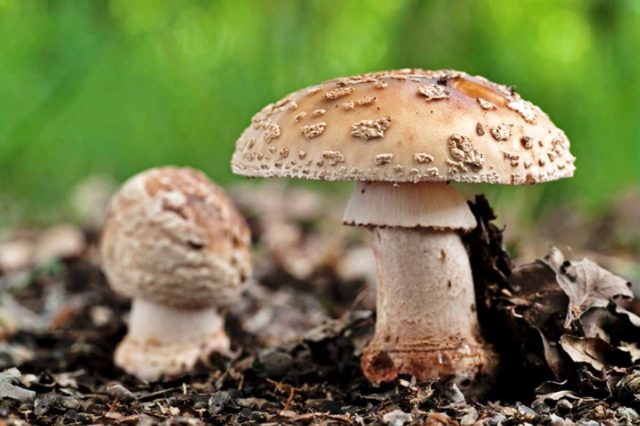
[
  {"left": 101, "top": 167, "right": 251, "bottom": 309},
  {"left": 232, "top": 69, "right": 575, "bottom": 185}
]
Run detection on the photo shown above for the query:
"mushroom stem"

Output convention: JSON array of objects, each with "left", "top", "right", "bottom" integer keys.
[
  {"left": 344, "top": 182, "right": 496, "bottom": 390},
  {"left": 361, "top": 227, "right": 495, "bottom": 387},
  {"left": 115, "top": 299, "right": 230, "bottom": 381}
]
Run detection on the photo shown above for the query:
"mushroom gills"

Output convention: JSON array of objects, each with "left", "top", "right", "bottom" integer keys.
[{"left": 343, "top": 181, "right": 477, "bottom": 230}]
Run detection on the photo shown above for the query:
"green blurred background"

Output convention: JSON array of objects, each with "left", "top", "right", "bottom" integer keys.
[{"left": 0, "top": 0, "right": 639, "bottom": 226}]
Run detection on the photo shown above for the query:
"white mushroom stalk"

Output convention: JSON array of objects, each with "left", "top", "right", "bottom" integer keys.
[
  {"left": 115, "top": 300, "right": 230, "bottom": 382},
  {"left": 100, "top": 167, "right": 252, "bottom": 381},
  {"left": 345, "top": 182, "right": 495, "bottom": 386}
]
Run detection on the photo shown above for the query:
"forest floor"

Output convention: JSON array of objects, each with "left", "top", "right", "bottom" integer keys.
[{"left": 0, "top": 184, "right": 638, "bottom": 425}]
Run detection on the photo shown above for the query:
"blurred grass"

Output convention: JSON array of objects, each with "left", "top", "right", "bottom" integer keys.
[{"left": 0, "top": 0, "right": 638, "bottom": 226}]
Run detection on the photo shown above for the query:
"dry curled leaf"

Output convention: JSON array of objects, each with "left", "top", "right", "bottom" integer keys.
[
  {"left": 493, "top": 246, "right": 639, "bottom": 392},
  {"left": 559, "top": 335, "right": 631, "bottom": 372},
  {"left": 0, "top": 368, "right": 36, "bottom": 401},
  {"left": 544, "top": 247, "right": 633, "bottom": 328}
]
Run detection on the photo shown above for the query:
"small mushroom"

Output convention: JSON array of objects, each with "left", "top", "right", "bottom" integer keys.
[
  {"left": 230, "top": 69, "right": 576, "bottom": 394},
  {"left": 100, "top": 167, "right": 251, "bottom": 381}
]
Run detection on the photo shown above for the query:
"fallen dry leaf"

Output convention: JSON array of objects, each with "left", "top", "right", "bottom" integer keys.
[
  {"left": 544, "top": 247, "right": 633, "bottom": 327},
  {"left": 0, "top": 368, "right": 36, "bottom": 402},
  {"left": 559, "top": 335, "right": 631, "bottom": 372}
]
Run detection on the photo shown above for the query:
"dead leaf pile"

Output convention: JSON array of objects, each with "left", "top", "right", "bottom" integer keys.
[{"left": 487, "top": 245, "right": 639, "bottom": 401}]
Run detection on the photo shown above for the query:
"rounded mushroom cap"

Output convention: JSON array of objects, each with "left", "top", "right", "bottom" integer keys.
[
  {"left": 232, "top": 69, "right": 575, "bottom": 185},
  {"left": 100, "top": 167, "right": 251, "bottom": 309}
]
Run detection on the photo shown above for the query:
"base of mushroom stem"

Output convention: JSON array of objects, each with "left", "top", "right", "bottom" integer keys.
[
  {"left": 361, "top": 342, "right": 497, "bottom": 395},
  {"left": 115, "top": 325, "right": 230, "bottom": 382},
  {"left": 114, "top": 300, "right": 231, "bottom": 382}
]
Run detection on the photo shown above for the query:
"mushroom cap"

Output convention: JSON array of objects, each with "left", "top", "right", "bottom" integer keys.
[
  {"left": 231, "top": 69, "right": 575, "bottom": 185},
  {"left": 100, "top": 167, "right": 251, "bottom": 309}
]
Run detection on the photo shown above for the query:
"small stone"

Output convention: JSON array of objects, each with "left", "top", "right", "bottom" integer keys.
[
  {"left": 616, "top": 371, "right": 640, "bottom": 397},
  {"left": 106, "top": 383, "right": 136, "bottom": 401},
  {"left": 444, "top": 383, "right": 465, "bottom": 403},
  {"left": 503, "top": 407, "right": 517, "bottom": 416},
  {"left": 208, "top": 391, "right": 232, "bottom": 415},
  {"left": 617, "top": 407, "right": 639, "bottom": 420},
  {"left": 294, "top": 112, "right": 306, "bottom": 122},
  {"left": 476, "top": 123, "right": 485, "bottom": 136},
  {"left": 548, "top": 414, "right": 568, "bottom": 426},
  {"left": 382, "top": 409, "right": 412, "bottom": 426},
  {"left": 305, "top": 398, "right": 341, "bottom": 413},
  {"left": 486, "top": 413, "right": 507, "bottom": 426},
  {"left": 556, "top": 399, "right": 573, "bottom": 414},
  {"left": 517, "top": 404, "right": 537, "bottom": 421},
  {"left": 260, "top": 349, "right": 293, "bottom": 377},
  {"left": 460, "top": 408, "right": 478, "bottom": 426}
]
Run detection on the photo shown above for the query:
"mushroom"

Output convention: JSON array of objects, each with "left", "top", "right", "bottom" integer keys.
[
  {"left": 100, "top": 167, "right": 251, "bottom": 381},
  {"left": 230, "top": 69, "right": 575, "bottom": 390}
]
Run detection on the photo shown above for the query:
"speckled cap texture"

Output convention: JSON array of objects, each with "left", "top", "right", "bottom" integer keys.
[
  {"left": 100, "top": 167, "right": 252, "bottom": 309},
  {"left": 232, "top": 69, "right": 575, "bottom": 185}
]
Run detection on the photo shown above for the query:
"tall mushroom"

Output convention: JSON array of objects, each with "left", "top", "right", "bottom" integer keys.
[
  {"left": 231, "top": 69, "right": 575, "bottom": 389},
  {"left": 100, "top": 167, "right": 251, "bottom": 381}
]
